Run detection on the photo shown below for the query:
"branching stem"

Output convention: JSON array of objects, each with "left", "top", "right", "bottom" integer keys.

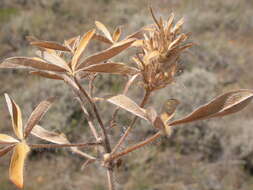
[
  {"left": 64, "top": 75, "right": 100, "bottom": 141},
  {"left": 108, "top": 131, "right": 161, "bottom": 162},
  {"left": 74, "top": 77, "right": 111, "bottom": 153}
]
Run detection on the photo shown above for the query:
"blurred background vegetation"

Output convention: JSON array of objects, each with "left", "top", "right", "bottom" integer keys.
[{"left": 0, "top": 0, "right": 253, "bottom": 189}]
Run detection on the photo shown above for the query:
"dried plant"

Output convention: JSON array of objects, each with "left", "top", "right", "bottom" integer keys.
[{"left": 0, "top": 7, "right": 252, "bottom": 190}]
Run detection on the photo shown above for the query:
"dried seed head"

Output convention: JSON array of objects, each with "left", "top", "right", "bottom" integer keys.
[{"left": 134, "top": 8, "right": 193, "bottom": 91}]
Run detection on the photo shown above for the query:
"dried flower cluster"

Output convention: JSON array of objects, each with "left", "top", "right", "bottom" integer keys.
[
  {"left": 133, "top": 8, "right": 193, "bottom": 91},
  {"left": 0, "top": 7, "right": 252, "bottom": 190}
]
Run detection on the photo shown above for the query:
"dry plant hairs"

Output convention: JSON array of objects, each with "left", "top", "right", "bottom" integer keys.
[{"left": 0, "top": 7, "right": 253, "bottom": 190}]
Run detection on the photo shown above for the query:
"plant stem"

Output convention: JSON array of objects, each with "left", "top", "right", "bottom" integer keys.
[
  {"left": 63, "top": 75, "right": 100, "bottom": 141},
  {"left": 29, "top": 142, "right": 102, "bottom": 149},
  {"left": 107, "top": 168, "right": 115, "bottom": 190},
  {"left": 111, "top": 89, "right": 151, "bottom": 154},
  {"left": 64, "top": 75, "right": 115, "bottom": 189},
  {"left": 74, "top": 77, "right": 112, "bottom": 153},
  {"left": 78, "top": 98, "right": 100, "bottom": 141},
  {"left": 108, "top": 131, "right": 161, "bottom": 162}
]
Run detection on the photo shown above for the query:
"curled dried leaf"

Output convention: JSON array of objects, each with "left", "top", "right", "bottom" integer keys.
[
  {"left": 24, "top": 98, "right": 55, "bottom": 138},
  {"left": 5, "top": 94, "right": 23, "bottom": 140},
  {"left": 170, "top": 89, "right": 253, "bottom": 126},
  {"left": 79, "top": 62, "right": 138, "bottom": 75},
  {"left": 160, "top": 99, "right": 180, "bottom": 124},
  {"left": 9, "top": 142, "right": 30, "bottom": 189},
  {"left": 145, "top": 107, "right": 170, "bottom": 136},
  {"left": 95, "top": 21, "right": 112, "bottom": 42},
  {"left": 112, "top": 27, "right": 121, "bottom": 42}
]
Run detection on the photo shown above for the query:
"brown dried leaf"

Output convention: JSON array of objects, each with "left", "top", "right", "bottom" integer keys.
[
  {"left": 24, "top": 98, "right": 55, "bottom": 138},
  {"left": 30, "top": 40, "right": 70, "bottom": 52},
  {"left": 160, "top": 99, "right": 180, "bottom": 124},
  {"left": 0, "top": 134, "right": 19, "bottom": 144},
  {"left": 95, "top": 21, "right": 112, "bottom": 42},
  {"left": 5, "top": 94, "right": 23, "bottom": 140},
  {"left": 29, "top": 71, "right": 63, "bottom": 80},
  {"left": 31, "top": 125, "right": 95, "bottom": 159},
  {"left": 170, "top": 89, "right": 253, "bottom": 126},
  {"left": 92, "top": 33, "right": 113, "bottom": 44},
  {"left": 145, "top": 108, "right": 172, "bottom": 137},
  {"left": 9, "top": 142, "right": 30, "bottom": 189},
  {"left": 112, "top": 27, "right": 121, "bottom": 42},
  {"left": 31, "top": 125, "right": 69, "bottom": 144},
  {"left": 79, "top": 62, "right": 139, "bottom": 75},
  {"left": 0, "top": 145, "right": 14, "bottom": 157},
  {"left": 37, "top": 51, "right": 71, "bottom": 72},
  {"left": 0, "top": 57, "right": 66, "bottom": 72},
  {"left": 107, "top": 94, "right": 148, "bottom": 120},
  {"left": 71, "top": 29, "right": 96, "bottom": 70},
  {"left": 77, "top": 38, "right": 136, "bottom": 69}
]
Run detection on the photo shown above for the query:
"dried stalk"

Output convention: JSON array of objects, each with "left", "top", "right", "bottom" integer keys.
[
  {"left": 88, "top": 74, "right": 97, "bottom": 97},
  {"left": 78, "top": 98, "right": 100, "bottom": 141},
  {"left": 73, "top": 77, "right": 112, "bottom": 152},
  {"left": 73, "top": 77, "right": 116, "bottom": 189},
  {"left": 29, "top": 142, "right": 101, "bottom": 149},
  {"left": 63, "top": 75, "right": 100, "bottom": 141},
  {"left": 107, "top": 168, "right": 116, "bottom": 190},
  {"left": 108, "top": 131, "right": 161, "bottom": 162}
]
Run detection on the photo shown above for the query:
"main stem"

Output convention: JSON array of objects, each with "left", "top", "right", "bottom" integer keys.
[
  {"left": 73, "top": 77, "right": 115, "bottom": 190},
  {"left": 107, "top": 168, "right": 115, "bottom": 190}
]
